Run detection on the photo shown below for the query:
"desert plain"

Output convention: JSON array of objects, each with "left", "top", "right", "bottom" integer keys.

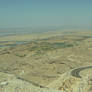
[{"left": 0, "top": 29, "right": 92, "bottom": 92}]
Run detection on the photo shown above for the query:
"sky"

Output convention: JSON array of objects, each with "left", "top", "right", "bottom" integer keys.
[{"left": 0, "top": 0, "right": 92, "bottom": 28}]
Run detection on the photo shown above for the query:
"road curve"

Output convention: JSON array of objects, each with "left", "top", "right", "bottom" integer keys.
[{"left": 71, "top": 66, "right": 92, "bottom": 78}]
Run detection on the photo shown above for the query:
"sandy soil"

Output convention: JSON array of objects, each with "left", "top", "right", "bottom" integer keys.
[{"left": 0, "top": 30, "right": 92, "bottom": 92}]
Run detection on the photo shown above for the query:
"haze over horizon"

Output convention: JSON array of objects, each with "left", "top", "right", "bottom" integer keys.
[{"left": 0, "top": 0, "right": 92, "bottom": 28}]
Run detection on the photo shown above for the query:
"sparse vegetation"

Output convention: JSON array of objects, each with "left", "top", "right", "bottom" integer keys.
[
  {"left": 0, "top": 30, "right": 92, "bottom": 92},
  {"left": 15, "top": 53, "right": 26, "bottom": 57}
]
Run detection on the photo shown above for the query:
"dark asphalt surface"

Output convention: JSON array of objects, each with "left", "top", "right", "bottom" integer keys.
[{"left": 71, "top": 66, "right": 92, "bottom": 78}]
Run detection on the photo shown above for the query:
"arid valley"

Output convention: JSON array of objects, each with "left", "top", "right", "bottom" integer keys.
[{"left": 0, "top": 29, "right": 92, "bottom": 92}]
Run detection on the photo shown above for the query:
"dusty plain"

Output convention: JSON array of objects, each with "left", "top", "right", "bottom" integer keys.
[{"left": 0, "top": 29, "right": 92, "bottom": 92}]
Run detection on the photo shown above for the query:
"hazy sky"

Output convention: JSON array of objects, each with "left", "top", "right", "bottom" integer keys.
[{"left": 0, "top": 0, "right": 92, "bottom": 28}]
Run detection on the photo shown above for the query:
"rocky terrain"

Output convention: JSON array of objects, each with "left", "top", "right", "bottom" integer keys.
[{"left": 0, "top": 30, "right": 92, "bottom": 92}]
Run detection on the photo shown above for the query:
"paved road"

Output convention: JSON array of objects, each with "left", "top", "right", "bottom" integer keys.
[
  {"left": 0, "top": 70, "right": 46, "bottom": 88},
  {"left": 71, "top": 66, "right": 92, "bottom": 78},
  {"left": 0, "top": 71, "right": 62, "bottom": 92}
]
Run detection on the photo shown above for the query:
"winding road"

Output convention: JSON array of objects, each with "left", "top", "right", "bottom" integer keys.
[
  {"left": 0, "top": 65, "right": 92, "bottom": 92},
  {"left": 71, "top": 66, "right": 92, "bottom": 78}
]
